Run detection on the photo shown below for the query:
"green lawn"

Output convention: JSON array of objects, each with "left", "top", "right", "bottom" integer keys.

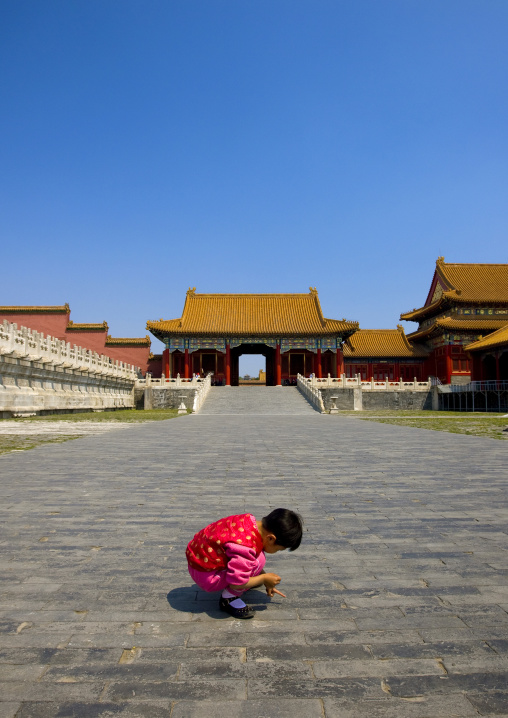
[
  {"left": 0, "top": 408, "right": 187, "bottom": 455},
  {"left": 4, "top": 408, "right": 185, "bottom": 423},
  {"left": 338, "top": 410, "right": 508, "bottom": 440}
]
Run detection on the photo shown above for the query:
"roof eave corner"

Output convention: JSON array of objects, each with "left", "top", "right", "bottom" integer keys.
[
  {"left": 309, "top": 287, "right": 326, "bottom": 327},
  {"left": 180, "top": 287, "right": 196, "bottom": 324},
  {"left": 397, "top": 323, "right": 414, "bottom": 351}
]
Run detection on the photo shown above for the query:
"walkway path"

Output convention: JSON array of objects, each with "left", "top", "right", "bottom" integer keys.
[
  {"left": 200, "top": 386, "right": 317, "bottom": 415},
  {"left": 0, "top": 413, "right": 507, "bottom": 717}
]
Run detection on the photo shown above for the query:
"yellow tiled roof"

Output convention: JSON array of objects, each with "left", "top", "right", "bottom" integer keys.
[
  {"left": 401, "top": 258, "right": 508, "bottom": 321},
  {"left": 67, "top": 321, "right": 108, "bottom": 331},
  {"left": 106, "top": 335, "right": 151, "bottom": 346},
  {"left": 147, "top": 288, "right": 358, "bottom": 337},
  {"left": 0, "top": 304, "right": 70, "bottom": 313},
  {"left": 465, "top": 323, "right": 508, "bottom": 352},
  {"left": 407, "top": 316, "right": 508, "bottom": 341},
  {"left": 343, "top": 327, "right": 428, "bottom": 359}
]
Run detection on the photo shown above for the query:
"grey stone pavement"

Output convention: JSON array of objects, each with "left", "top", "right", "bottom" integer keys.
[{"left": 1, "top": 387, "right": 508, "bottom": 717}]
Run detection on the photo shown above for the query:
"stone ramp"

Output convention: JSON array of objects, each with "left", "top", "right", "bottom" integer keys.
[{"left": 199, "top": 386, "right": 318, "bottom": 414}]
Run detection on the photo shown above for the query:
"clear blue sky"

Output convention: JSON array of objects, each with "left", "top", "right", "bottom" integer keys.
[{"left": 1, "top": 1, "right": 507, "bottom": 374}]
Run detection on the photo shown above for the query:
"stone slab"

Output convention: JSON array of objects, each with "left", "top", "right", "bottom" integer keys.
[{"left": 1, "top": 400, "right": 507, "bottom": 714}]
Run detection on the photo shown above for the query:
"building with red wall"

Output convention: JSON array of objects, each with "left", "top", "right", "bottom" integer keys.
[
  {"left": 0, "top": 305, "right": 152, "bottom": 374},
  {"left": 0, "top": 305, "right": 71, "bottom": 340},
  {"left": 343, "top": 327, "right": 428, "bottom": 381},
  {"left": 147, "top": 288, "right": 358, "bottom": 386},
  {"left": 466, "top": 324, "right": 508, "bottom": 381},
  {"left": 401, "top": 259, "right": 508, "bottom": 384}
]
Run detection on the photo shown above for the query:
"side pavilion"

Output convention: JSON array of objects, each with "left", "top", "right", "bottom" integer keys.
[{"left": 147, "top": 288, "right": 358, "bottom": 386}]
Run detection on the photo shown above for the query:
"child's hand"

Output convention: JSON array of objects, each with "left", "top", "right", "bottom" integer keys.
[{"left": 263, "top": 572, "right": 286, "bottom": 598}]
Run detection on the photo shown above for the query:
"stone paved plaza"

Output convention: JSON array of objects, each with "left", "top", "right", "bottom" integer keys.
[{"left": 1, "top": 388, "right": 508, "bottom": 717}]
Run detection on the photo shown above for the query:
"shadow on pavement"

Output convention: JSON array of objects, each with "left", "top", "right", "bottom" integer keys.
[{"left": 166, "top": 586, "right": 270, "bottom": 619}]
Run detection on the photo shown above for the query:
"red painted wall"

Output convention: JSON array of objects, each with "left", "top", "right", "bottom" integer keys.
[
  {"left": 147, "top": 355, "right": 162, "bottom": 378},
  {"left": 104, "top": 345, "right": 151, "bottom": 373},
  {"left": 0, "top": 311, "right": 69, "bottom": 340},
  {"left": 65, "top": 330, "right": 107, "bottom": 354},
  {"left": 0, "top": 308, "right": 151, "bottom": 373}
]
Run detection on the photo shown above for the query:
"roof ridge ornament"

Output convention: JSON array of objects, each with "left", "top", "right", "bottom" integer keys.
[{"left": 187, "top": 287, "right": 196, "bottom": 296}]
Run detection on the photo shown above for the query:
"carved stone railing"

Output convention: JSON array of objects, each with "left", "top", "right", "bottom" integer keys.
[
  {"left": 297, "top": 374, "right": 325, "bottom": 413},
  {"left": 0, "top": 320, "right": 138, "bottom": 416},
  {"left": 308, "top": 374, "right": 431, "bottom": 392},
  {"left": 0, "top": 320, "right": 138, "bottom": 380},
  {"left": 136, "top": 373, "right": 204, "bottom": 387},
  {"left": 191, "top": 373, "right": 212, "bottom": 413},
  {"left": 140, "top": 373, "right": 212, "bottom": 412}
]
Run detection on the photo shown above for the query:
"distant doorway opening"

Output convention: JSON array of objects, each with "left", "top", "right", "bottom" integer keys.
[
  {"left": 238, "top": 354, "right": 266, "bottom": 384},
  {"left": 231, "top": 344, "right": 275, "bottom": 386}
]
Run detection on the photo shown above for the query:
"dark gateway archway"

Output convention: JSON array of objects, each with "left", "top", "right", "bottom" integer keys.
[{"left": 231, "top": 344, "right": 275, "bottom": 386}]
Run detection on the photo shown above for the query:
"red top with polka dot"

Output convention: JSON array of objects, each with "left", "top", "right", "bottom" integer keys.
[{"left": 186, "top": 514, "right": 263, "bottom": 572}]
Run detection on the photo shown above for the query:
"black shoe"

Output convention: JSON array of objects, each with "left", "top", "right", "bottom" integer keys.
[{"left": 219, "top": 596, "right": 255, "bottom": 619}]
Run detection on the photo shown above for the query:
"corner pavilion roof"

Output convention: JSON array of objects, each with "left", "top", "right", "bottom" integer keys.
[
  {"left": 401, "top": 258, "right": 508, "bottom": 322},
  {"left": 343, "top": 327, "right": 428, "bottom": 359},
  {"left": 147, "top": 288, "right": 358, "bottom": 339},
  {"left": 465, "top": 323, "right": 508, "bottom": 353}
]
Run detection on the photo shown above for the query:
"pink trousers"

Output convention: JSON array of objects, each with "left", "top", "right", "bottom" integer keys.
[{"left": 188, "top": 552, "right": 266, "bottom": 597}]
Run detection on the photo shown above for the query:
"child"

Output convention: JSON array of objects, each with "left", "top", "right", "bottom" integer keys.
[{"left": 186, "top": 508, "right": 303, "bottom": 619}]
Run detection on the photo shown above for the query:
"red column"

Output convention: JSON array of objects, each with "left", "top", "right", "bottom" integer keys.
[
  {"left": 184, "top": 347, "right": 190, "bottom": 379},
  {"left": 275, "top": 343, "right": 281, "bottom": 386},
  {"left": 496, "top": 352, "right": 500, "bottom": 382},
  {"left": 336, "top": 348, "right": 344, "bottom": 378},
  {"left": 446, "top": 346, "right": 453, "bottom": 384},
  {"left": 162, "top": 348, "right": 170, "bottom": 377},
  {"left": 225, "top": 342, "right": 231, "bottom": 386},
  {"left": 317, "top": 347, "right": 322, "bottom": 379},
  {"left": 393, "top": 362, "right": 400, "bottom": 382}
]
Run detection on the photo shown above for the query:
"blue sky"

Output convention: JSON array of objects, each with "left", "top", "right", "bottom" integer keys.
[{"left": 1, "top": 1, "right": 507, "bottom": 374}]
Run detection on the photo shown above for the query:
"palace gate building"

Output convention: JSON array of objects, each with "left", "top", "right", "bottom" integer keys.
[{"left": 146, "top": 288, "right": 359, "bottom": 386}]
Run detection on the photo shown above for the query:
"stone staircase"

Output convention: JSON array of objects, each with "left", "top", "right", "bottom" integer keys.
[{"left": 198, "top": 386, "right": 319, "bottom": 415}]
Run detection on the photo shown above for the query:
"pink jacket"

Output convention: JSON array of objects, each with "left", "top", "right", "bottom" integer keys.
[{"left": 186, "top": 513, "right": 264, "bottom": 584}]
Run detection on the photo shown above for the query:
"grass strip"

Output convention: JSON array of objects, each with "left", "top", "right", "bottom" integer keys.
[
  {"left": 0, "top": 408, "right": 188, "bottom": 454},
  {"left": 351, "top": 412, "right": 508, "bottom": 440},
  {"left": 0, "top": 434, "right": 85, "bottom": 455},
  {"left": 4, "top": 408, "right": 186, "bottom": 423}
]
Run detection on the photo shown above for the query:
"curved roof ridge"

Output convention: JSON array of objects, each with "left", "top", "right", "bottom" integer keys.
[
  {"left": 182, "top": 290, "right": 320, "bottom": 297},
  {"left": 436, "top": 259, "right": 455, "bottom": 292}
]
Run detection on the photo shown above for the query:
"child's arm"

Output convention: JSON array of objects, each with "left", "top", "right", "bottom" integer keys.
[{"left": 230, "top": 572, "right": 286, "bottom": 598}]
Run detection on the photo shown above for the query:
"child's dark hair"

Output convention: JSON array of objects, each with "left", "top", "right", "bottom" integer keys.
[{"left": 262, "top": 508, "right": 303, "bottom": 551}]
